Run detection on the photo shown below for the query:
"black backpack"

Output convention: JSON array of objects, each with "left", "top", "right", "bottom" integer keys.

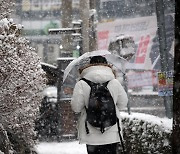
[{"left": 81, "top": 78, "right": 117, "bottom": 134}]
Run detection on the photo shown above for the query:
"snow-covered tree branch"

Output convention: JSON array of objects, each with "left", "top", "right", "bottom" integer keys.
[
  {"left": 0, "top": 0, "right": 47, "bottom": 153},
  {"left": 0, "top": 0, "right": 14, "bottom": 19}
]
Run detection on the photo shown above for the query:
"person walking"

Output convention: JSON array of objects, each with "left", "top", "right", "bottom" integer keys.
[{"left": 71, "top": 55, "right": 128, "bottom": 154}]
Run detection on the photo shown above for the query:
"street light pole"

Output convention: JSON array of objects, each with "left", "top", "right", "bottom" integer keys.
[{"left": 155, "top": 0, "right": 172, "bottom": 118}]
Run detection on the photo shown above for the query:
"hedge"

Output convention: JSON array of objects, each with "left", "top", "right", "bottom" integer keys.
[{"left": 120, "top": 112, "right": 172, "bottom": 154}]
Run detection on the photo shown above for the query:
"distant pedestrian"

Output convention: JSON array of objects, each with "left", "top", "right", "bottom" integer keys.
[{"left": 71, "top": 55, "right": 128, "bottom": 154}]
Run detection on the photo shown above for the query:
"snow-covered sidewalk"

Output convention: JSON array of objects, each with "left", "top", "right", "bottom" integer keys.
[
  {"left": 35, "top": 112, "right": 172, "bottom": 154},
  {"left": 35, "top": 141, "right": 87, "bottom": 154}
]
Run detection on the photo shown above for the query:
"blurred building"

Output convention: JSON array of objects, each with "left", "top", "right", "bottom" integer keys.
[
  {"left": 13, "top": 0, "right": 80, "bottom": 65},
  {"left": 98, "top": 0, "right": 174, "bottom": 21},
  {"left": 13, "top": 0, "right": 174, "bottom": 65}
]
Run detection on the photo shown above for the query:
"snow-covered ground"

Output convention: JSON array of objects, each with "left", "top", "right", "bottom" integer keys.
[
  {"left": 35, "top": 112, "right": 172, "bottom": 154},
  {"left": 35, "top": 141, "right": 87, "bottom": 154}
]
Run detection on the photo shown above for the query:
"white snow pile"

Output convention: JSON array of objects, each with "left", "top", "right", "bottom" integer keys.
[
  {"left": 35, "top": 112, "right": 172, "bottom": 154},
  {"left": 35, "top": 141, "right": 87, "bottom": 154},
  {"left": 121, "top": 112, "right": 172, "bottom": 154}
]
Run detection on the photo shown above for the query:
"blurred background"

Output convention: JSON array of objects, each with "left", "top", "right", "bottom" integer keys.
[{"left": 11, "top": 0, "right": 174, "bottom": 141}]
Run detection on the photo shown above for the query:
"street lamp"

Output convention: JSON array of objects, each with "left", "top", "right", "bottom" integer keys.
[
  {"left": 59, "top": 45, "right": 63, "bottom": 49},
  {"left": 76, "top": 45, "right": 80, "bottom": 50}
]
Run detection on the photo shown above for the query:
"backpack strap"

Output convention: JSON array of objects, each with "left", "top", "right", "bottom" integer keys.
[
  {"left": 81, "top": 78, "right": 110, "bottom": 88},
  {"left": 80, "top": 78, "right": 92, "bottom": 134},
  {"left": 117, "top": 118, "right": 126, "bottom": 154},
  {"left": 101, "top": 80, "right": 110, "bottom": 88},
  {"left": 80, "top": 78, "right": 93, "bottom": 87}
]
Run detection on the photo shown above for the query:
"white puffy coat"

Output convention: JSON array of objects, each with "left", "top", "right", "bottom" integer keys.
[{"left": 71, "top": 65, "right": 128, "bottom": 145}]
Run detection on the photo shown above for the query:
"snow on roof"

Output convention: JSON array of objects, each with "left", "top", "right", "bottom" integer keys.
[
  {"left": 109, "top": 34, "right": 132, "bottom": 43},
  {"left": 57, "top": 57, "right": 76, "bottom": 61},
  {"left": 41, "top": 62, "right": 57, "bottom": 69},
  {"left": 49, "top": 27, "right": 79, "bottom": 31},
  {"left": 116, "top": 34, "right": 131, "bottom": 41},
  {"left": 71, "top": 33, "right": 81, "bottom": 36},
  {"left": 72, "top": 20, "right": 82, "bottom": 24}
]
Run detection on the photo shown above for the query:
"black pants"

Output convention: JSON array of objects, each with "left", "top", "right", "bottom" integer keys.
[{"left": 86, "top": 143, "right": 118, "bottom": 154}]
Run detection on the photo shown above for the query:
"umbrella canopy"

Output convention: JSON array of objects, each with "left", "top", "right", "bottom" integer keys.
[{"left": 63, "top": 50, "right": 127, "bottom": 83}]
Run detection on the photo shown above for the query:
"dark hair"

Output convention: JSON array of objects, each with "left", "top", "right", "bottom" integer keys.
[{"left": 90, "top": 56, "right": 108, "bottom": 64}]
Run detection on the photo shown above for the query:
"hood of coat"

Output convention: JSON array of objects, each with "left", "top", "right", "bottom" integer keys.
[{"left": 80, "top": 65, "right": 115, "bottom": 83}]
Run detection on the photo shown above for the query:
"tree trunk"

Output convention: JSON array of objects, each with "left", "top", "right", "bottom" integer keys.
[
  {"left": 61, "top": 0, "right": 73, "bottom": 56},
  {"left": 172, "top": 1, "right": 180, "bottom": 153},
  {"left": 79, "top": 0, "right": 90, "bottom": 54},
  {"left": 61, "top": 0, "right": 72, "bottom": 28},
  {"left": 89, "top": 0, "right": 97, "bottom": 51}
]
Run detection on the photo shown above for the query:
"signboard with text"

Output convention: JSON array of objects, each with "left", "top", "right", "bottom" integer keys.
[
  {"left": 157, "top": 71, "right": 173, "bottom": 96},
  {"left": 127, "top": 70, "right": 157, "bottom": 88},
  {"left": 97, "top": 15, "right": 174, "bottom": 70}
]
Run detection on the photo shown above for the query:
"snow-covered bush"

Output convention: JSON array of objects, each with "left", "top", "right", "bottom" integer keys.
[
  {"left": 0, "top": 0, "right": 14, "bottom": 19},
  {"left": 0, "top": 1, "right": 47, "bottom": 153},
  {"left": 121, "top": 112, "right": 172, "bottom": 154}
]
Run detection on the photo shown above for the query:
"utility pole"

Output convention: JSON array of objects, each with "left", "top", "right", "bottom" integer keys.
[
  {"left": 79, "top": 0, "right": 90, "bottom": 54},
  {"left": 155, "top": 0, "right": 172, "bottom": 118}
]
